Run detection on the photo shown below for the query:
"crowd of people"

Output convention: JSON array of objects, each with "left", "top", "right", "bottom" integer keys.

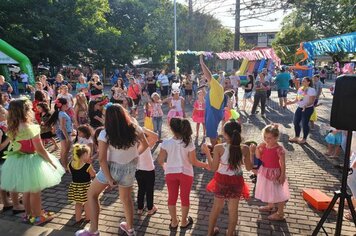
[{"left": 0, "top": 56, "right": 354, "bottom": 236}]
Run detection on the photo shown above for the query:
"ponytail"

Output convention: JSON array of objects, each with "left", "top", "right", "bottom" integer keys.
[
  {"left": 223, "top": 120, "right": 243, "bottom": 170},
  {"left": 169, "top": 117, "right": 192, "bottom": 147},
  {"left": 72, "top": 144, "right": 90, "bottom": 169}
]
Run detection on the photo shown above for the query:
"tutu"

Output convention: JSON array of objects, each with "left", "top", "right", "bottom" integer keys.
[
  {"left": 206, "top": 172, "right": 249, "bottom": 199},
  {"left": 0, "top": 152, "right": 65, "bottom": 193},
  {"left": 325, "top": 132, "right": 342, "bottom": 145},
  {"left": 255, "top": 166, "right": 290, "bottom": 203},
  {"left": 192, "top": 109, "right": 205, "bottom": 123},
  {"left": 167, "top": 110, "right": 184, "bottom": 120}
]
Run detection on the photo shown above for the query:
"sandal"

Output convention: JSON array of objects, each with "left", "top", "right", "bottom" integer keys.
[
  {"left": 147, "top": 205, "right": 157, "bottom": 215},
  {"left": 180, "top": 216, "right": 193, "bottom": 229},
  {"left": 288, "top": 137, "right": 299, "bottom": 143},
  {"left": 119, "top": 222, "right": 136, "bottom": 236},
  {"left": 258, "top": 206, "right": 275, "bottom": 212},
  {"left": 267, "top": 212, "right": 285, "bottom": 221},
  {"left": 30, "top": 214, "right": 54, "bottom": 225}
]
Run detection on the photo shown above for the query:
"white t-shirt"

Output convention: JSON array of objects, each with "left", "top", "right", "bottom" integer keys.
[
  {"left": 137, "top": 147, "right": 155, "bottom": 171},
  {"left": 161, "top": 138, "right": 195, "bottom": 176},
  {"left": 98, "top": 129, "right": 140, "bottom": 164},
  {"left": 297, "top": 87, "right": 316, "bottom": 108}
]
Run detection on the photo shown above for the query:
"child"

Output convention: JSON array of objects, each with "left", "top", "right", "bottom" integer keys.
[
  {"left": 0, "top": 106, "right": 25, "bottom": 215},
  {"left": 241, "top": 74, "right": 254, "bottom": 111},
  {"left": 150, "top": 92, "right": 163, "bottom": 140},
  {"left": 0, "top": 98, "right": 64, "bottom": 225},
  {"left": 33, "top": 90, "right": 46, "bottom": 124},
  {"left": 47, "top": 98, "right": 73, "bottom": 168},
  {"left": 251, "top": 124, "right": 290, "bottom": 221},
  {"left": 57, "top": 85, "right": 75, "bottom": 119},
  {"left": 75, "top": 104, "right": 148, "bottom": 236},
  {"left": 201, "top": 120, "right": 252, "bottom": 236},
  {"left": 157, "top": 118, "right": 208, "bottom": 230},
  {"left": 143, "top": 102, "right": 154, "bottom": 131},
  {"left": 223, "top": 90, "right": 236, "bottom": 126},
  {"left": 37, "top": 102, "right": 59, "bottom": 152},
  {"left": 74, "top": 92, "right": 89, "bottom": 127},
  {"left": 68, "top": 144, "right": 96, "bottom": 223},
  {"left": 166, "top": 85, "right": 185, "bottom": 123},
  {"left": 77, "top": 125, "right": 94, "bottom": 158},
  {"left": 192, "top": 90, "right": 206, "bottom": 138},
  {"left": 136, "top": 128, "right": 159, "bottom": 215},
  {"left": 324, "top": 128, "right": 342, "bottom": 157}
]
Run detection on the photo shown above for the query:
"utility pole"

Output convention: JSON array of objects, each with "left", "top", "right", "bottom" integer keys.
[
  {"left": 234, "top": 0, "right": 240, "bottom": 69},
  {"left": 188, "top": 0, "right": 193, "bottom": 50}
]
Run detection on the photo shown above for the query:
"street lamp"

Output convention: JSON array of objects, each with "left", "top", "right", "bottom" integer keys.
[{"left": 174, "top": 0, "right": 177, "bottom": 73}]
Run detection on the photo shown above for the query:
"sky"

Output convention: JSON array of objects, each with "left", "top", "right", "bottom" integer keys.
[{"left": 176, "top": 0, "right": 290, "bottom": 32}]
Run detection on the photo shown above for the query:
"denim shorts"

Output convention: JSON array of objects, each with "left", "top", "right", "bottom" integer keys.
[
  {"left": 277, "top": 89, "right": 288, "bottom": 98},
  {"left": 56, "top": 130, "right": 71, "bottom": 141},
  {"left": 244, "top": 91, "right": 253, "bottom": 99},
  {"left": 96, "top": 158, "right": 138, "bottom": 187}
]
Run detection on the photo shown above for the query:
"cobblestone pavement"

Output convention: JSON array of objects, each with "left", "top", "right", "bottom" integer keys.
[{"left": 1, "top": 80, "right": 355, "bottom": 236}]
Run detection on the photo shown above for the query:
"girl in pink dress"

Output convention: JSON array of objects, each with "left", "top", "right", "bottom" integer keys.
[
  {"left": 251, "top": 124, "right": 290, "bottom": 221},
  {"left": 192, "top": 90, "right": 206, "bottom": 138},
  {"left": 166, "top": 88, "right": 185, "bottom": 124}
]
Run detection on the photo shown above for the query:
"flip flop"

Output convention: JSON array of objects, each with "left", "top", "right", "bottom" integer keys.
[{"left": 180, "top": 216, "right": 193, "bottom": 229}]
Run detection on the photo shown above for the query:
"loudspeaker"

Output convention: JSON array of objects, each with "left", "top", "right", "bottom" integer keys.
[{"left": 330, "top": 74, "right": 356, "bottom": 131}]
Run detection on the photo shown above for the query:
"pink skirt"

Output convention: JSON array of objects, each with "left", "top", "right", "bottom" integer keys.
[
  {"left": 192, "top": 109, "right": 205, "bottom": 123},
  {"left": 206, "top": 172, "right": 249, "bottom": 199},
  {"left": 255, "top": 166, "right": 290, "bottom": 203},
  {"left": 167, "top": 110, "right": 184, "bottom": 120}
]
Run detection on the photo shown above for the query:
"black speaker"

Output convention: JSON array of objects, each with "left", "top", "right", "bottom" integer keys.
[{"left": 330, "top": 74, "right": 356, "bottom": 131}]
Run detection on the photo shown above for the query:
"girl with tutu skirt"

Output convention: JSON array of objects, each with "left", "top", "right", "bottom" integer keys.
[
  {"left": 0, "top": 98, "right": 65, "bottom": 225},
  {"left": 47, "top": 98, "right": 73, "bottom": 169},
  {"left": 324, "top": 128, "right": 342, "bottom": 158},
  {"left": 68, "top": 144, "right": 95, "bottom": 224},
  {"left": 251, "top": 124, "right": 290, "bottom": 221},
  {"left": 150, "top": 92, "right": 163, "bottom": 140},
  {"left": 192, "top": 90, "right": 206, "bottom": 138},
  {"left": 201, "top": 120, "right": 252, "bottom": 236},
  {"left": 166, "top": 84, "right": 185, "bottom": 124}
]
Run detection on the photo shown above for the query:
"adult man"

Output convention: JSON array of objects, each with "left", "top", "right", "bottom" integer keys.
[
  {"left": 275, "top": 67, "right": 291, "bottom": 108},
  {"left": 0, "top": 75, "right": 13, "bottom": 96},
  {"left": 157, "top": 69, "right": 169, "bottom": 98},
  {"left": 262, "top": 68, "right": 272, "bottom": 99},
  {"left": 200, "top": 55, "right": 226, "bottom": 147},
  {"left": 19, "top": 71, "right": 29, "bottom": 92}
]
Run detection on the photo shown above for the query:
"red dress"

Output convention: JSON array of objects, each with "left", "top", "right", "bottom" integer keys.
[
  {"left": 32, "top": 100, "right": 41, "bottom": 124},
  {"left": 192, "top": 100, "right": 205, "bottom": 123}
]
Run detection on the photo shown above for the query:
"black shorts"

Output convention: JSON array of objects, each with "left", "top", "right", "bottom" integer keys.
[
  {"left": 161, "top": 86, "right": 169, "bottom": 97},
  {"left": 40, "top": 131, "right": 56, "bottom": 139},
  {"left": 185, "top": 89, "right": 192, "bottom": 96}
]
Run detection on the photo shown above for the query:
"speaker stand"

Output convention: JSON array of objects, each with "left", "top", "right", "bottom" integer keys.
[{"left": 312, "top": 130, "right": 356, "bottom": 236}]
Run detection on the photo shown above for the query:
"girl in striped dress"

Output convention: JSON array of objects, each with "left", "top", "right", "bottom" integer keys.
[{"left": 68, "top": 144, "right": 96, "bottom": 223}]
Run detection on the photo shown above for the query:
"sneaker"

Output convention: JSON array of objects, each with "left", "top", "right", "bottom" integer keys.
[
  {"left": 75, "top": 229, "right": 100, "bottom": 236},
  {"left": 119, "top": 222, "right": 136, "bottom": 236}
]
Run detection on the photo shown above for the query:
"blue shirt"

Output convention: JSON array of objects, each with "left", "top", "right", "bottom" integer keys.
[
  {"left": 275, "top": 72, "right": 291, "bottom": 90},
  {"left": 56, "top": 111, "right": 72, "bottom": 133}
]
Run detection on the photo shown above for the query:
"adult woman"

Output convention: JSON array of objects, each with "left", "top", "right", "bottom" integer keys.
[
  {"left": 89, "top": 74, "right": 103, "bottom": 100},
  {"left": 251, "top": 72, "right": 270, "bottom": 118},
  {"left": 110, "top": 78, "right": 127, "bottom": 103},
  {"left": 145, "top": 71, "right": 156, "bottom": 96},
  {"left": 241, "top": 74, "right": 254, "bottom": 111},
  {"left": 127, "top": 77, "right": 141, "bottom": 116},
  {"left": 76, "top": 74, "right": 89, "bottom": 100},
  {"left": 287, "top": 77, "right": 316, "bottom": 144},
  {"left": 75, "top": 104, "right": 148, "bottom": 236},
  {"left": 52, "top": 74, "right": 72, "bottom": 97}
]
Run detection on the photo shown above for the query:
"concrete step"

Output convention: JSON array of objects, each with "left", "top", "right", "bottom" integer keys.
[{"left": 0, "top": 218, "right": 74, "bottom": 236}]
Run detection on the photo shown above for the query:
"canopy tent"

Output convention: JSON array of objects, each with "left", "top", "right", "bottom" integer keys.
[{"left": 303, "top": 32, "right": 356, "bottom": 61}]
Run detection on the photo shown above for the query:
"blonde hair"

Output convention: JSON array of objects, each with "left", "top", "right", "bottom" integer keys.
[
  {"left": 7, "top": 98, "right": 33, "bottom": 140},
  {"left": 262, "top": 124, "right": 280, "bottom": 138},
  {"left": 72, "top": 144, "right": 90, "bottom": 169}
]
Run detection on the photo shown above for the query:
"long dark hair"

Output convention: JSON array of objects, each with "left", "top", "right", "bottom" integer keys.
[
  {"left": 104, "top": 104, "right": 138, "bottom": 149},
  {"left": 34, "top": 90, "right": 45, "bottom": 102},
  {"left": 169, "top": 117, "right": 192, "bottom": 147},
  {"left": 224, "top": 120, "right": 243, "bottom": 170},
  {"left": 303, "top": 76, "right": 313, "bottom": 87},
  {"left": 247, "top": 74, "right": 254, "bottom": 86},
  {"left": 36, "top": 102, "right": 50, "bottom": 114},
  {"left": 46, "top": 98, "right": 67, "bottom": 126}
]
